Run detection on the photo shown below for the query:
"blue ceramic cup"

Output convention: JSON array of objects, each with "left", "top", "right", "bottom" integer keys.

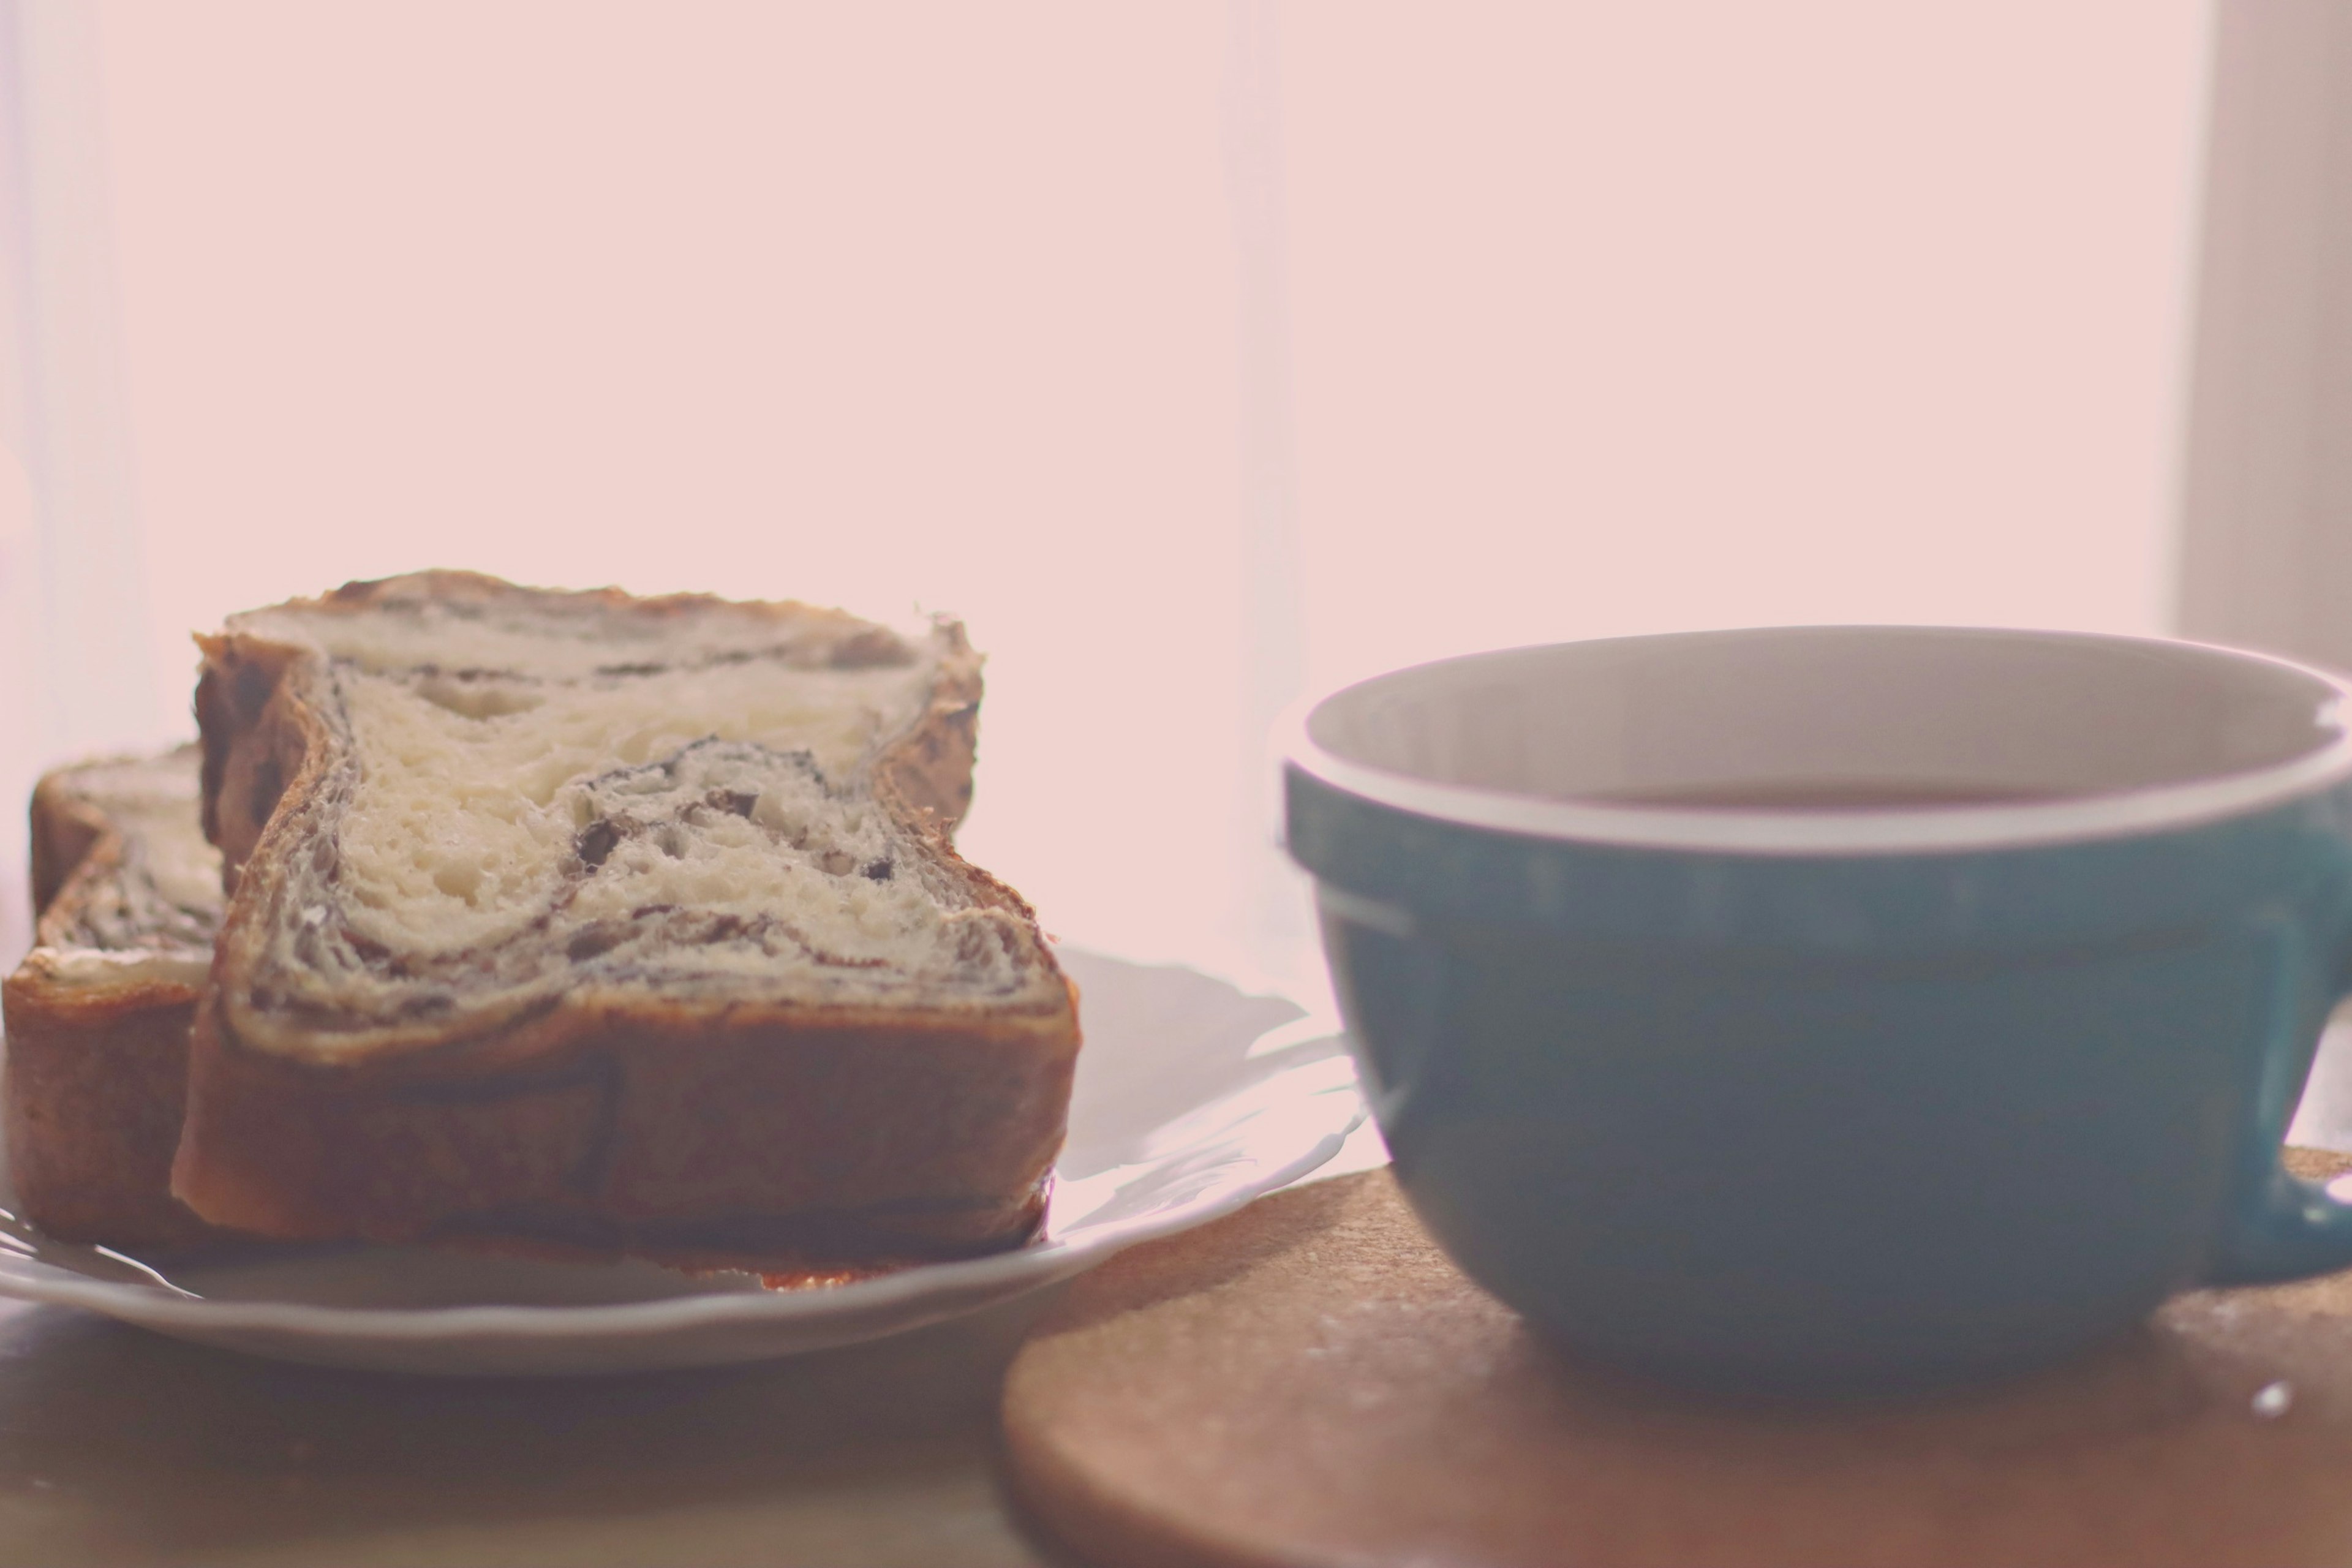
[{"left": 1284, "top": 627, "right": 2352, "bottom": 1394}]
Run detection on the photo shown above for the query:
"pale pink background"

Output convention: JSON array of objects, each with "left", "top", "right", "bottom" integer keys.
[{"left": 33, "top": 2, "right": 2216, "bottom": 991}]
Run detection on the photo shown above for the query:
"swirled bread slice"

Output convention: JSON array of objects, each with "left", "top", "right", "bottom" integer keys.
[
  {"left": 2, "top": 745, "right": 237, "bottom": 1250},
  {"left": 178, "top": 572, "right": 1079, "bottom": 1263}
]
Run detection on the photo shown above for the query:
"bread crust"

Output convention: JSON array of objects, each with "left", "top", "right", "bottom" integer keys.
[
  {"left": 4, "top": 759, "right": 232, "bottom": 1251},
  {"left": 29, "top": 769, "right": 107, "bottom": 918},
  {"left": 179, "top": 1000, "right": 1076, "bottom": 1256},
  {"left": 175, "top": 573, "right": 1079, "bottom": 1262}
]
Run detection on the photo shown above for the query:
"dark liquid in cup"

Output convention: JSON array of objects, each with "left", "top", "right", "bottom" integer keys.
[{"left": 1588, "top": 780, "right": 2078, "bottom": 812}]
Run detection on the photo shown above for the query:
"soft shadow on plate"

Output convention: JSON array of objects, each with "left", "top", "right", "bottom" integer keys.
[{"left": 0, "top": 949, "right": 1365, "bottom": 1375}]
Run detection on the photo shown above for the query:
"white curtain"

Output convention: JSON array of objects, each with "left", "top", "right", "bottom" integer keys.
[
  {"left": 2177, "top": 0, "right": 2352, "bottom": 674},
  {"left": 4, "top": 1, "right": 2215, "bottom": 1000},
  {"left": 0, "top": 0, "right": 148, "bottom": 967}
]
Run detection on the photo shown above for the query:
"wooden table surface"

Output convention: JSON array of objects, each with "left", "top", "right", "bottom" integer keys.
[{"left": 0, "top": 1278, "right": 1071, "bottom": 1567}]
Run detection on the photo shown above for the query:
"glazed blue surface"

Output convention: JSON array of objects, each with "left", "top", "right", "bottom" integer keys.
[{"left": 1287, "top": 766, "right": 2352, "bottom": 1393}]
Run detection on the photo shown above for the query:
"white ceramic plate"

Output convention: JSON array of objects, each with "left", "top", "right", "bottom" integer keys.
[{"left": 0, "top": 950, "right": 1365, "bottom": 1375}]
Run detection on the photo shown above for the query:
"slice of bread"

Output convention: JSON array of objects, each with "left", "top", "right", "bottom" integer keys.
[
  {"left": 2, "top": 745, "right": 239, "bottom": 1250},
  {"left": 178, "top": 571, "right": 1080, "bottom": 1263}
]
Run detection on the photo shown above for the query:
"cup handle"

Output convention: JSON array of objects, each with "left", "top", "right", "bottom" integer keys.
[
  {"left": 2204, "top": 1166, "right": 2352, "bottom": 1286},
  {"left": 2204, "top": 911, "right": 2352, "bottom": 1287}
]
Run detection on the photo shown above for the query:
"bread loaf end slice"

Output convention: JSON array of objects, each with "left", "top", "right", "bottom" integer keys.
[
  {"left": 178, "top": 572, "right": 1079, "bottom": 1264},
  {"left": 2, "top": 745, "right": 240, "bottom": 1251}
]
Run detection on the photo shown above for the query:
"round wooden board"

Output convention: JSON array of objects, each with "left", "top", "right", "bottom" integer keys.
[{"left": 1003, "top": 1153, "right": 2352, "bottom": 1568}]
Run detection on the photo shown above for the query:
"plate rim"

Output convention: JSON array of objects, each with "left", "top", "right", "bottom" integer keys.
[{"left": 0, "top": 1022, "right": 1363, "bottom": 1343}]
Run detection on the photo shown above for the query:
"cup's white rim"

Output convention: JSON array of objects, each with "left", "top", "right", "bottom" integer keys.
[{"left": 1281, "top": 627, "right": 2352, "bottom": 857}]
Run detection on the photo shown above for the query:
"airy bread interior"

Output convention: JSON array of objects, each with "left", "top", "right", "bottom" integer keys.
[
  {"left": 23, "top": 746, "right": 221, "bottom": 990},
  {"left": 211, "top": 578, "right": 1068, "bottom": 1060}
]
